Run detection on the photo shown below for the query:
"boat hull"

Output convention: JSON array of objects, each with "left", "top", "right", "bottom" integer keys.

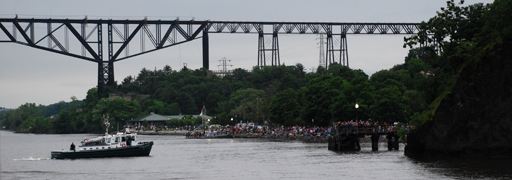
[{"left": 51, "top": 141, "right": 153, "bottom": 159}]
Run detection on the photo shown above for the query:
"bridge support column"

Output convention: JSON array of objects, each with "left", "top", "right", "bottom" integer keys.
[
  {"left": 328, "top": 135, "right": 360, "bottom": 152},
  {"left": 386, "top": 133, "right": 400, "bottom": 150},
  {"left": 326, "top": 33, "right": 349, "bottom": 68},
  {"left": 202, "top": 29, "right": 209, "bottom": 70},
  {"left": 355, "top": 138, "right": 361, "bottom": 151},
  {"left": 328, "top": 137, "right": 332, "bottom": 150},
  {"left": 371, "top": 134, "right": 380, "bottom": 151},
  {"left": 387, "top": 134, "right": 393, "bottom": 150},
  {"left": 97, "top": 62, "right": 104, "bottom": 97},
  {"left": 257, "top": 31, "right": 280, "bottom": 68},
  {"left": 393, "top": 135, "right": 400, "bottom": 150}
]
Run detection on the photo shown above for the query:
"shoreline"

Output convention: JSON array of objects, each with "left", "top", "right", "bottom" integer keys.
[
  {"left": 137, "top": 130, "right": 330, "bottom": 143},
  {"left": 7, "top": 130, "right": 392, "bottom": 144},
  {"left": 136, "top": 130, "right": 392, "bottom": 143}
]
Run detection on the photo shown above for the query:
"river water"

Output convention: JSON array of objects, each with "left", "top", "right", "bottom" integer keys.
[{"left": 1, "top": 130, "right": 511, "bottom": 180}]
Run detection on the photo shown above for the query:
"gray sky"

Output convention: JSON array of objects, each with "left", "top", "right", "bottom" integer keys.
[{"left": 0, "top": 0, "right": 493, "bottom": 109}]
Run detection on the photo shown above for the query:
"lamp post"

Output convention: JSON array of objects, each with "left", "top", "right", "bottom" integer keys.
[
  {"left": 355, "top": 103, "right": 359, "bottom": 121},
  {"left": 202, "top": 117, "right": 205, "bottom": 135},
  {"left": 207, "top": 118, "right": 210, "bottom": 134}
]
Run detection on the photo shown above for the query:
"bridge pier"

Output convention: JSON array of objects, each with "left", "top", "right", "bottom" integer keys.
[
  {"left": 387, "top": 134, "right": 393, "bottom": 150},
  {"left": 328, "top": 135, "right": 360, "bottom": 151},
  {"left": 394, "top": 135, "right": 400, "bottom": 150},
  {"left": 202, "top": 29, "right": 209, "bottom": 70},
  {"left": 386, "top": 133, "right": 400, "bottom": 150},
  {"left": 371, "top": 134, "right": 380, "bottom": 151}
]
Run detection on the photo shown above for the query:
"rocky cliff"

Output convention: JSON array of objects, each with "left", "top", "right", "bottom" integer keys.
[{"left": 405, "top": 43, "right": 512, "bottom": 158}]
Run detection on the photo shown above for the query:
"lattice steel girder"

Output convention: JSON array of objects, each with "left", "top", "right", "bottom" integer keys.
[
  {"left": 0, "top": 17, "right": 209, "bottom": 98},
  {"left": 0, "top": 18, "right": 421, "bottom": 97},
  {"left": 206, "top": 21, "right": 420, "bottom": 34},
  {"left": 0, "top": 18, "right": 208, "bottom": 63}
]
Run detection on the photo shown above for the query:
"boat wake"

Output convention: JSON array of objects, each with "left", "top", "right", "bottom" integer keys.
[{"left": 14, "top": 157, "right": 50, "bottom": 161}]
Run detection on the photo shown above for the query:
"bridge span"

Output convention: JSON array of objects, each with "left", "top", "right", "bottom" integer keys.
[{"left": 0, "top": 17, "right": 420, "bottom": 97}]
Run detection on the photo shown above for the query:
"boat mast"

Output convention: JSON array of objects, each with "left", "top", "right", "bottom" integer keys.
[{"left": 103, "top": 115, "right": 110, "bottom": 135}]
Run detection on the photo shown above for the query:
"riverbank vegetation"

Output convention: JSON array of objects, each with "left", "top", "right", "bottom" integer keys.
[
  {"left": 403, "top": 0, "right": 512, "bottom": 158},
  {"left": 0, "top": 53, "right": 433, "bottom": 134},
  {"left": 5, "top": 0, "right": 502, "bottom": 134}
]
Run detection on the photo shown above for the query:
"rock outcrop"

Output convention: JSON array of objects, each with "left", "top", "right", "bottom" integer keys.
[{"left": 405, "top": 44, "right": 512, "bottom": 158}]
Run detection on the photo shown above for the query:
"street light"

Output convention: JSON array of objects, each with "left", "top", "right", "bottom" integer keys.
[
  {"left": 206, "top": 119, "right": 210, "bottom": 135},
  {"left": 355, "top": 103, "right": 359, "bottom": 121}
]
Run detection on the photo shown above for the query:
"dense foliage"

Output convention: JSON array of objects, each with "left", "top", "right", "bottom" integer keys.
[
  {"left": 403, "top": 0, "right": 512, "bottom": 157},
  {"left": 403, "top": 0, "right": 511, "bottom": 126},
  {"left": 1, "top": 55, "right": 434, "bottom": 133},
  {"left": 7, "top": 0, "right": 503, "bottom": 133}
]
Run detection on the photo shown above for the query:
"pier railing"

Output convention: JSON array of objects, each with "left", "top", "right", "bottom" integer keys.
[{"left": 332, "top": 125, "right": 409, "bottom": 137}]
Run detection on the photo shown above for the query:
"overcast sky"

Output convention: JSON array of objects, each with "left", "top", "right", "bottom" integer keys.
[{"left": 0, "top": 0, "right": 493, "bottom": 109}]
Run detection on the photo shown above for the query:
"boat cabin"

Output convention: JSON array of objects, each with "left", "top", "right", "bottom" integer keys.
[{"left": 79, "top": 132, "right": 137, "bottom": 150}]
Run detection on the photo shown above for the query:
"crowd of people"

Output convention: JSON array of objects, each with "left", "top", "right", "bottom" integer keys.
[
  {"left": 184, "top": 124, "right": 335, "bottom": 138},
  {"left": 137, "top": 120, "right": 411, "bottom": 138},
  {"left": 332, "top": 120, "right": 411, "bottom": 133}
]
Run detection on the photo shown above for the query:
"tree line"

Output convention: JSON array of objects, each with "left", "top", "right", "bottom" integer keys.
[
  {"left": 1, "top": 49, "right": 437, "bottom": 134},
  {"left": 10, "top": 0, "right": 503, "bottom": 133}
]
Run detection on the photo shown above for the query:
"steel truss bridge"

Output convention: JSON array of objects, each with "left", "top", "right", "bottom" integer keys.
[{"left": 0, "top": 17, "right": 420, "bottom": 97}]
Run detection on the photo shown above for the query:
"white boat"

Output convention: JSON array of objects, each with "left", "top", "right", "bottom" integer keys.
[{"left": 51, "top": 116, "right": 153, "bottom": 159}]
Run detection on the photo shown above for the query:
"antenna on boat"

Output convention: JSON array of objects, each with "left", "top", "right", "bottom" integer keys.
[{"left": 103, "top": 114, "right": 110, "bottom": 135}]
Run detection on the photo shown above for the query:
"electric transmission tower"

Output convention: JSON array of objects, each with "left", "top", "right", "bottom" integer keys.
[{"left": 217, "top": 57, "right": 233, "bottom": 76}]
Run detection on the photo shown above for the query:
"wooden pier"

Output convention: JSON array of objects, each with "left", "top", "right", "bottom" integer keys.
[{"left": 328, "top": 126, "right": 404, "bottom": 151}]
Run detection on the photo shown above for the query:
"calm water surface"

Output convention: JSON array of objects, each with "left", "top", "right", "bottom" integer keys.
[{"left": 1, "top": 130, "right": 511, "bottom": 179}]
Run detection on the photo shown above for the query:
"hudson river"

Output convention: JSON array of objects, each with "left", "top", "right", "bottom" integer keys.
[{"left": 1, "top": 130, "right": 510, "bottom": 179}]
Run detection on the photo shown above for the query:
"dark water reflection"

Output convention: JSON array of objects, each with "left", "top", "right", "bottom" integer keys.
[
  {"left": 407, "top": 156, "right": 512, "bottom": 180},
  {"left": 1, "top": 130, "right": 510, "bottom": 180}
]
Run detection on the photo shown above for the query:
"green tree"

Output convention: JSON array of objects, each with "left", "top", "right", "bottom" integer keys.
[
  {"left": 142, "top": 100, "right": 167, "bottom": 114},
  {"left": 175, "top": 92, "right": 197, "bottom": 114},
  {"left": 167, "top": 102, "right": 182, "bottom": 115},
  {"left": 301, "top": 76, "right": 344, "bottom": 126},
  {"left": 404, "top": 0, "right": 489, "bottom": 74},
  {"left": 230, "top": 88, "right": 269, "bottom": 125},
  {"left": 91, "top": 97, "right": 141, "bottom": 132},
  {"left": 206, "top": 92, "right": 226, "bottom": 115},
  {"left": 371, "top": 86, "right": 410, "bottom": 123},
  {"left": 269, "top": 88, "right": 300, "bottom": 125}
]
